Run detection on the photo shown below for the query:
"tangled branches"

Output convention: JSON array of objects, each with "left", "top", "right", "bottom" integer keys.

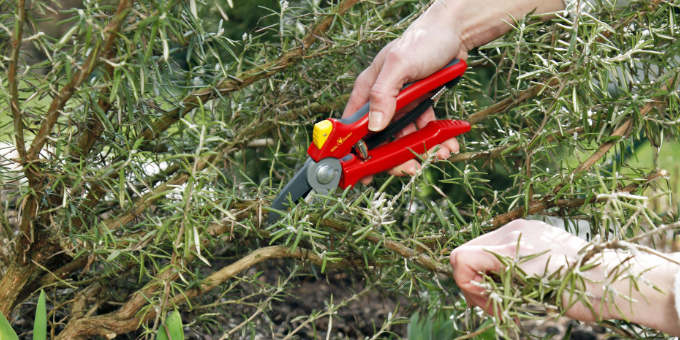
[{"left": 0, "top": 0, "right": 678, "bottom": 338}]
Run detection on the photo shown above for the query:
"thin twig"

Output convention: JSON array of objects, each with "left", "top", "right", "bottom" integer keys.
[
  {"left": 571, "top": 101, "right": 659, "bottom": 175},
  {"left": 26, "top": 0, "right": 133, "bottom": 162},
  {"left": 466, "top": 77, "right": 559, "bottom": 125},
  {"left": 489, "top": 169, "right": 667, "bottom": 229},
  {"left": 140, "top": 0, "right": 360, "bottom": 141},
  {"left": 455, "top": 322, "right": 494, "bottom": 340},
  {"left": 319, "top": 217, "right": 453, "bottom": 275},
  {"left": 281, "top": 286, "right": 372, "bottom": 340}
]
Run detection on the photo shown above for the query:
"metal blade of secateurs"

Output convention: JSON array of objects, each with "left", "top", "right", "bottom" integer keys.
[{"left": 269, "top": 158, "right": 313, "bottom": 224}]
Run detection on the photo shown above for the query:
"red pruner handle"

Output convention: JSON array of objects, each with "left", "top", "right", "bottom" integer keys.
[
  {"left": 307, "top": 59, "right": 468, "bottom": 162},
  {"left": 339, "top": 120, "right": 471, "bottom": 188}
]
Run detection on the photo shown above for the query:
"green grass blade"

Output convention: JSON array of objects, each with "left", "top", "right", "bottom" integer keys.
[
  {"left": 0, "top": 311, "right": 19, "bottom": 340},
  {"left": 33, "top": 290, "right": 47, "bottom": 340}
]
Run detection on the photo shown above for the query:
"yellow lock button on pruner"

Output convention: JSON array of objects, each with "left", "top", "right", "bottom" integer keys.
[{"left": 312, "top": 119, "right": 333, "bottom": 149}]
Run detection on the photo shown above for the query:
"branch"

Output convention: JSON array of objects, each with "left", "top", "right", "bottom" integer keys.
[
  {"left": 0, "top": 233, "right": 60, "bottom": 316},
  {"left": 99, "top": 73, "right": 351, "bottom": 232},
  {"left": 8, "top": 0, "right": 27, "bottom": 162},
  {"left": 466, "top": 77, "right": 559, "bottom": 125},
  {"left": 70, "top": 60, "right": 116, "bottom": 160},
  {"left": 551, "top": 80, "right": 672, "bottom": 195},
  {"left": 450, "top": 127, "right": 584, "bottom": 163},
  {"left": 489, "top": 169, "right": 668, "bottom": 229},
  {"left": 318, "top": 217, "right": 452, "bottom": 275},
  {"left": 55, "top": 246, "right": 333, "bottom": 339},
  {"left": 490, "top": 72, "right": 675, "bottom": 228},
  {"left": 571, "top": 100, "right": 659, "bottom": 175},
  {"left": 25, "top": 0, "right": 133, "bottom": 162},
  {"left": 90, "top": 0, "right": 359, "bottom": 230},
  {"left": 140, "top": 0, "right": 360, "bottom": 141},
  {"left": 0, "top": 0, "right": 134, "bottom": 317}
]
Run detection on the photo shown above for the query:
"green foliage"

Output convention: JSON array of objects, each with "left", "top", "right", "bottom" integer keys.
[
  {"left": 32, "top": 291, "right": 46, "bottom": 340},
  {"left": 0, "top": 0, "right": 678, "bottom": 338},
  {"left": 0, "top": 290, "right": 46, "bottom": 340},
  {"left": 408, "top": 311, "right": 456, "bottom": 339},
  {"left": 156, "top": 310, "right": 184, "bottom": 340},
  {"left": 0, "top": 312, "right": 19, "bottom": 340},
  {"left": 408, "top": 312, "right": 496, "bottom": 340}
]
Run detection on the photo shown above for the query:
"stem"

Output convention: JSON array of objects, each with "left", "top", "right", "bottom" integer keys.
[
  {"left": 8, "top": 0, "right": 27, "bottom": 163},
  {"left": 26, "top": 0, "right": 133, "bottom": 162},
  {"left": 140, "top": 0, "right": 360, "bottom": 142},
  {"left": 55, "top": 246, "right": 331, "bottom": 339},
  {"left": 489, "top": 169, "right": 667, "bottom": 229},
  {"left": 0, "top": 0, "right": 134, "bottom": 316},
  {"left": 319, "top": 217, "right": 452, "bottom": 275}
]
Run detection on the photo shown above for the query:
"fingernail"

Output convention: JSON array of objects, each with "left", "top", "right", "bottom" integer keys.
[{"left": 368, "top": 111, "right": 386, "bottom": 131}]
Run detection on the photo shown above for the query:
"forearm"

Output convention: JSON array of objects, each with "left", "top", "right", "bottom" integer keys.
[
  {"left": 606, "top": 252, "right": 680, "bottom": 335},
  {"left": 428, "top": 0, "right": 565, "bottom": 51},
  {"left": 581, "top": 251, "right": 680, "bottom": 335}
]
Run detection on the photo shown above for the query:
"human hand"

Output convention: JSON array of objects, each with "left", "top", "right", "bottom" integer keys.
[
  {"left": 449, "top": 219, "right": 594, "bottom": 318},
  {"left": 450, "top": 219, "right": 680, "bottom": 334},
  {"left": 342, "top": 1, "right": 468, "bottom": 183}
]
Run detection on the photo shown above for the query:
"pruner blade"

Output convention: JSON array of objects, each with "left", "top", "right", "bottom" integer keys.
[
  {"left": 268, "top": 158, "right": 313, "bottom": 224},
  {"left": 269, "top": 157, "right": 343, "bottom": 224}
]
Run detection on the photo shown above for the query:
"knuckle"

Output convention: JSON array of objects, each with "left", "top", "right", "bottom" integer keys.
[
  {"left": 449, "top": 249, "right": 460, "bottom": 263},
  {"left": 384, "top": 48, "right": 406, "bottom": 67},
  {"left": 355, "top": 68, "right": 373, "bottom": 88},
  {"left": 369, "top": 86, "right": 390, "bottom": 99}
]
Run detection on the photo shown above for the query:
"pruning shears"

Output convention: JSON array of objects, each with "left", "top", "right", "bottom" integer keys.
[{"left": 269, "top": 59, "right": 471, "bottom": 223}]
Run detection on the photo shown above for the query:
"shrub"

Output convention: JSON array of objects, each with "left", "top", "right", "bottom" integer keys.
[{"left": 0, "top": 0, "right": 678, "bottom": 338}]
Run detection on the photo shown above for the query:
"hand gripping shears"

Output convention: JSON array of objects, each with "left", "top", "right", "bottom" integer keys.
[{"left": 269, "top": 59, "right": 471, "bottom": 223}]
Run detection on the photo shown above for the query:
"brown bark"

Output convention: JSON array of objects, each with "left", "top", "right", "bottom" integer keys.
[
  {"left": 55, "top": 246, "right": 330, "bottom": 339},
  {"left": 0, "top": 262, "right": 34, "bottom": 317},
  {"left": 0, "top": 0, "right": 133, "bottom": 317}
]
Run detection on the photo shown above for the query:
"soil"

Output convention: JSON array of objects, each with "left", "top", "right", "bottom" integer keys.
[{"left": 181, "top": 260, "right": 622, "bottom": 340}]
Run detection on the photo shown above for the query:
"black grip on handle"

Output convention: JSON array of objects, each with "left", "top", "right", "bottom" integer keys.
[{"left": 364, "top": 98, "right": 434, "bottom": 150}]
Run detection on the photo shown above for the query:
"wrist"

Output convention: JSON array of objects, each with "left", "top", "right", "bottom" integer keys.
[{"left": 442, "top": 0, "right": 565, "bottom": 51}]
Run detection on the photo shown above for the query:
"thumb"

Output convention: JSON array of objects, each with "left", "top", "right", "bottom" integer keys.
[
  {"left": 450, "top": 245, "right": 506, "bottom": 297},
  {"left": 367, "top": 53, "right": 410, "bottom": 132}
]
